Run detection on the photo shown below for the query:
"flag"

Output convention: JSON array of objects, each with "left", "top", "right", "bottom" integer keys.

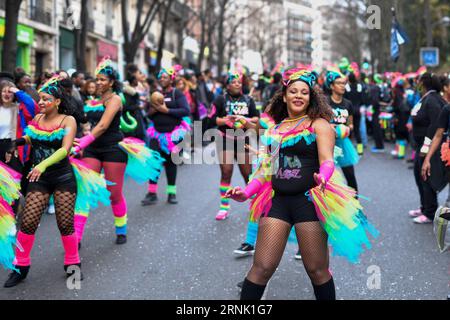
[{"left": 391, "top": 15, "right": 409, "bottom": 62}]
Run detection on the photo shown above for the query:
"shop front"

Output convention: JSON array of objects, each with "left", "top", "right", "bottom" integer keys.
[{"left": 0, "top": 17, "right": 34, "bottom": 73}]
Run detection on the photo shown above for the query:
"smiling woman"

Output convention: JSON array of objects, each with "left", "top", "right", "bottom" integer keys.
[
  {"left": 226, "top": 67, "right": 378, "bottom": 300},
  {"left": 226, "top": 68, "right": 338, "bottom": 300},
  {"left": 3, "top": 76, "right": 80, "bottom": 288}
]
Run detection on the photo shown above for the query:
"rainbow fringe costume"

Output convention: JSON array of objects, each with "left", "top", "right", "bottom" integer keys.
[
  {"left": 249, "top": 113, "right": 379, "bottom": 263},
  {"left": 84, "top": 99, "right": 105, "bottom": 113},
  {"left": 118, "top": 137, "right": 166, "bottom": 184},
  {"left": 0, "top": 162, "right": 22, "bottom": 271},
  {"left": 146, "top": 117, "right": 191, "bottom": 155}
]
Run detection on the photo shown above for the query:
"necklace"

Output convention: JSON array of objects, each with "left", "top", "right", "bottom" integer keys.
[
  {"left": 281, "top": 115, "right": 308, "bottom": 130},
  {"left": 102, "top": 92, "right": 114, "bottom": 104}
]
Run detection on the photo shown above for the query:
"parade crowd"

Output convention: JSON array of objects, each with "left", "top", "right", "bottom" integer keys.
[{"left": 0, "top": 56, "right": 449, "bottom": 300}]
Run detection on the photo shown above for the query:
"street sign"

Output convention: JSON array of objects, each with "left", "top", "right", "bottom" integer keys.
[{"left": 420, "top": 47, "right": 439, "bottom": 67}]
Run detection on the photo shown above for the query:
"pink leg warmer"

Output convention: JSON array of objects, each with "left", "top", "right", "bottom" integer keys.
[
  {"left": 14, "top": 231, "right": 35, "bottom": 267},
  {"left": 61, "top": 234, "right": 80, "bottom": 265},
  {"left": 148, "top": 184, "right": 158, "bottom": 193},
  {"left": 74, "top": 214, "right": 88, "bottom": 243},
  {"left": 112, "top": 196, "right": 127, "bottom": 218}
]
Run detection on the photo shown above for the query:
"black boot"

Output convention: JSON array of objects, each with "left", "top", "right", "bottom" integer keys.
[
  {"left": 4, "top": 265, "right": 30, "bottom": 288},
  {"left": 116, "top": 234, "right": 127, "bottom": 245},
  {"left": 167, "top": 194, "right": 178, "bottom": 204},
  {"left": 141, "top": 193, "right": 158, "bottom": 206},
  {"left": 240, "top": 278, "right": 266, "bottom": 300},
  {"left": 64, "top": 263, "right": 84, "bottom": 281},
  {"left": 313, "top": 277, "right": 336, "bottom": 300}
]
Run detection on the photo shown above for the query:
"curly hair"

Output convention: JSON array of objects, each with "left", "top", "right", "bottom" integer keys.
[
  {"left": 265, "top": 80, "right": 333, "bottom": 124},
  {"left": 40, "top": 79, "right": 77, "bottom": 117}
]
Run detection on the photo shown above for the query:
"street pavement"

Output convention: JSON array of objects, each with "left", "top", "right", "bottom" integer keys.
[{"left": 0, "top": 142, "right": 449, "bottom": 300}]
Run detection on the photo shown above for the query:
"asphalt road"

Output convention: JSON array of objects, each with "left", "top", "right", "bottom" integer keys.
[{"left": 0, "top": 142, "right": 449, "bottom": 300}]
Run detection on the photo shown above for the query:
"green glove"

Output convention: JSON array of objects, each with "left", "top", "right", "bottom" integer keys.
[{"left": 34, "top": 148, "right": 68, "bottom": 174}]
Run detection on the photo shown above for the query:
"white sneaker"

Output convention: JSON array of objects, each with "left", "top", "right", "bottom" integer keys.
[
  {"left": 182, "top": 151, "right": 191, "bottom": 161},
  {"left": 413, "top": 215, "right": 432, "bottom": 224},
  {"left": 215, "top": 210, "right": 229, "bottom": 221}
]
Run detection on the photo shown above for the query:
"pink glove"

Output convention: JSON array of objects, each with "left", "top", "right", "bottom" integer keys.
[
  {"left": 243, "top": 179, "right": 263, "bottom": 199},
  {"left": 225, "top": 120, "right": 234, "bottom": 128},
  {"left": 73, "top": 133, "right": 95, "bottom": 154},
  {"left": 315, "top": 160, "right": 335, "bottom": 185}
]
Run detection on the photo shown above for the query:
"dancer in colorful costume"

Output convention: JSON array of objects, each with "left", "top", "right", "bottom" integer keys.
[
  {"left": 209, "top": 71, "right": 259, "bottom": 223},
  {"left": 75, "top": 57, "right": 161, "bottom": 245},
  {"left": 325, "top": 70, "right": 359, "bottom": 192},
  {"left": 142, "top": 65, "right": 190, "bottom": 206},
  {"left": 3, "top": 76, "right": 82, "bottom": 287},
  {"left": 226, "top": 68, "right": 378, "bottom": 300}
]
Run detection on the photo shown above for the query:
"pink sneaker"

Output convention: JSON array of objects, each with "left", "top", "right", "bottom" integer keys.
[
  {"left": 215, "top": 210, "right": 229, "bottom": 221},
  {"left": 408, "top": 208, "right": 422, "bottom": 217},
  {"left": 413, "top": 215, "right": 432, "bottom": 224}
]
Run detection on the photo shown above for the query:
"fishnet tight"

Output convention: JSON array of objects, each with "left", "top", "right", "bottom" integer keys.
[
  {"left": 246, "top": 218, "right": 331, "bottom": 286},
  {"left": 20, "top": 190, "right": 76, "bottom": 236}
]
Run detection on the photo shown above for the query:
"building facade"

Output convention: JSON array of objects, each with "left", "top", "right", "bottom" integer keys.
[
  {"left": 0, "top": 0, "right": 198, "bottom": 78},
  {"left": 0, "top": 0, "right": 57, "bottom": 76}
]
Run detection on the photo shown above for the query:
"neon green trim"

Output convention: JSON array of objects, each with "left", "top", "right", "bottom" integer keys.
[
  {"left": 75, "top": 211, "right": 89, "bottom": 218},
  {"left": 114, "top": 215, "right": 127, "bottom": 227},
  {"left": 166, "top": 185, "right": 177, "bottom": 195}
]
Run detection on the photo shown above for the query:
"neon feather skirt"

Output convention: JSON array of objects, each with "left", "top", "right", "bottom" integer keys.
[
  {"left": 307, "top": 171, "right": 379, "bottom": 263},
  {"left": 335, "top": 137, "right": 359, "bottom": 167},
  {"left": 0, "top": 161, "right": 22, "bottom": 205},
  {"left": 0, "top": 161, "right": 21, "bottom": 271},
  {"left": 118, "top": 137, "right": 166, "bottom": 184},
  {"left": 0, "top": 199, "right": 18, "bottom": 271},
  {"left": 146, "top": 117, "right": 191, "bottom": 154},
  {"left": 70, "top": 158, "right": 111, "bottom": 215}
]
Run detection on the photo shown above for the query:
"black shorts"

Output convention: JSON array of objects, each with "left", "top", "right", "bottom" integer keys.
[
  {"left": 27, "top": 166, "right": 77, "bottom": 194},
  {"left": 216, "top": 136, "right": 251, "bottom": 155},
  {"left": 266, "top": 193, "right": 319, "bottom": 225},
  {"left": 83, "top": 144, "right": 127, "bottom": 163}
]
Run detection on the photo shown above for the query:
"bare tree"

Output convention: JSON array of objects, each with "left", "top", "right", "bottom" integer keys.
[
  {"left": 75, "top": 0, "right": 88, "bottom": 72},
  {"left": 121, "top": 0, "right": 163, "bottom": 67},
  {"left": 155, "top": 0, "right": 175, "bottom": 71},
  {"left": 2, "top": 0, "right": 23, "bottom": 73},
  {"left": 195, "top": 0, "right": 217, "bottom": 70},
  {"left": 215, "top": 0, "right": 266, "bottom": 75}
]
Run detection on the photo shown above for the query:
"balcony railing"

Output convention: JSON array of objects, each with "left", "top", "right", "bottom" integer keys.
[{"left": 29, "top": 6, "right": 52, "bottom": 26}]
